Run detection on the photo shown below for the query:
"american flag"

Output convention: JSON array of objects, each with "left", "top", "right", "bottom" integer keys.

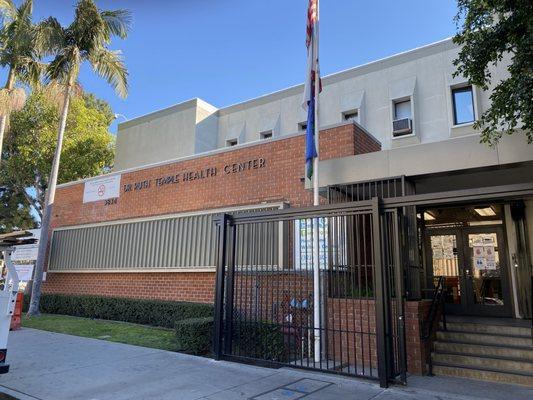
[{"left": 303, "top": 0, "right": 320, "bottom": 179}]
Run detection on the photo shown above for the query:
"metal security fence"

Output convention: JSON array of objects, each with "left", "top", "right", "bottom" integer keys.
[
  {"left": 328, "top": 177, "right": 421, "bottom": 300},
  {"left": 327, "top": 176, "right": 414, "bottom": 203},
  {"left": 213, "top": 198, "right": 407, "bottom": 388}
]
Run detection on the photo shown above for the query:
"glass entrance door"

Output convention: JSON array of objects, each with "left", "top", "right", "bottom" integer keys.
[
  {"left": 463, "top": 227, "right": 512, "bottom": 316},
  {"left": 427, "top": 227, "right": 512, "bottom": 316},
  {"left": 428, "top": 230, "right": 465, "bottom": 315}
]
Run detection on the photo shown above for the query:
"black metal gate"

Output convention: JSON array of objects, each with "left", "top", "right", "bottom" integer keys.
[{"left": 213, "top": 198, "right": 406, "bottom": 388}]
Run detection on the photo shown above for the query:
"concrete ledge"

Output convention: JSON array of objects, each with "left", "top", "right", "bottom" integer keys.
[{"left": 319, "top": 134, "right": 532, "bottom": 187}]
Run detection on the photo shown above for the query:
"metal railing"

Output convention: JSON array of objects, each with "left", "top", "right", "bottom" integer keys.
[{"left": 421, "top": 276, "right": 446, "bottom": 375}]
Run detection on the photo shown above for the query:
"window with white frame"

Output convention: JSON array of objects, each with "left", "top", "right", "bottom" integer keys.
[
  {"left": 260, "top": 130, "right": 273, "bottom": 140},
  {"left": 394, "top": 99, "right": 412, "bottom": 120},
  {"left": 452, "top": 85, "right": 475, "bottom": 125},
  {"left": 342, "top": 109, "right": 359, "bottom": 123},
  {"left": 226, "top": 138, "right": 238, "bottom": 147},
  {"left": 392, "top": 98, "right": 413, "bottom": 137}
]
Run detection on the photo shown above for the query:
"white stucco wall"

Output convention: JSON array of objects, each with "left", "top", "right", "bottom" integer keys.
[
  {"left": 113, "top": 37, "right": 523, "bottom": 173},
  {"left": 114, "top": 99, "right": 219, "bottom": 171}
]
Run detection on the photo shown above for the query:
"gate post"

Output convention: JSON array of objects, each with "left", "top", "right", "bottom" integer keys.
[
  {"left": 223, "top": 221, "right": 236, "bottom": 355},
  {"left": 213, "top": 213, "right": 229, "bottom": 360},
  {"left": 372, "top": 197, "right": 391, "bottom": 388},
  {"left": 393, "top": 209, "right": 408, "bottom": 384}
]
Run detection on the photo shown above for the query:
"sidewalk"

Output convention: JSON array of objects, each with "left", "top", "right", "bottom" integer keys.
[{"left": 0, "top": 328, "right": 531, "bottom": 400}]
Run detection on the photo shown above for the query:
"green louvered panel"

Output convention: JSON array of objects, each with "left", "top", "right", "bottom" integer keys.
[{"left": 48, "top": 206, "right": 281, "bottom": 271}]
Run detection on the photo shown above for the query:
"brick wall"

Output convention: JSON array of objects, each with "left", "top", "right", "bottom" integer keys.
[
  {"left": 405, "top": 300, "right": 432, "bottom": 375},
  {"left": 326, "top": 299, "right": 429, "bottom": 375},
  {"left": 327, "top": 298, "right": 377, "bottom": 370},
  {"left": 38, "top": 122, "right": 433, "bottom": 376},
  {"left": 43, "top": 123, "right": 379, "bottom": 297},
  {"left": 44, "top": 272, "right": 216, "bottom": 303}
]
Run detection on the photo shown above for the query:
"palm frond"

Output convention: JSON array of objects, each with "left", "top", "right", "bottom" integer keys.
[
  {"left": 0, "top": 0, "right": 16, "bottom": 22},
  {"left": 16, "top": 0, "right": 32, "bottom": 24},
  {"left": 101, "top": 9, "right": 131, "bottom": 39},
  {"left": 45, "top": 50, "right": 74, "bottom": 84},
  {"left": 72, "top": 0, "right": 106, "bottom": 49},
  {"left": 89, "top": 47, "right": 128, "bottom": 98},
  {"left": 17, "top": 58, "right": 44, "bottom": 88},
  {"left": 35, "top": 16, "right": 64, "bottom": 56}
]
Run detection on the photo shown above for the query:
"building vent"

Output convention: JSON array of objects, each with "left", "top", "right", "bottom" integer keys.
[{"left": 392, "top": 118, "right": 412, "bottom": 137}]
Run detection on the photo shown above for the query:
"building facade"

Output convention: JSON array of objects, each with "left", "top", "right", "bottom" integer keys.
[{"left": 42, "top": 38, "right": 533, "bottom": 385}]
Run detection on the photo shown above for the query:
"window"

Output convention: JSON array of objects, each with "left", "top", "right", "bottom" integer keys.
[
  {"left": 452, "top": 86, "right": 475, "bottom": 125},
  {"left": 260, "top": 131, "right": 273, "bottom": 140},
  {"left": 392, "top": 99, "right": 413, "bottom": 137},
  {"left": 226, "top": 139, "right": 238, "bottom": 147},
  {"left": 342, "top": 110, "right": 359, "bottom": 122},
  {"left": 394, "top": 99, "right": 411, "bottom": 120}
]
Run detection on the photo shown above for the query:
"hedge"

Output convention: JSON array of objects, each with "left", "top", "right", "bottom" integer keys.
[
  {"left": 24, "top": 294, "right": 213, "bottom": 329},
  {"left": 175, "top": 317, "right": 214, "bottom": 355},
  {"left": 232, "top": 321, "right": 288, "bottom": 362}
]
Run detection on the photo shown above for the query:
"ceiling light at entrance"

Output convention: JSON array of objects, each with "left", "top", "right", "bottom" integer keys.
[
  {"left": 423, "top": 212, "right": 436, "bottom": 221},
  {"left": 474, "top": 206, "right": 496, "bottom": 217}
]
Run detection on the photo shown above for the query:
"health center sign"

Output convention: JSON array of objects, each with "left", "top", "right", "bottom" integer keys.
[{"left": 83, "top": 174, "right": 121, "bottom": 203}]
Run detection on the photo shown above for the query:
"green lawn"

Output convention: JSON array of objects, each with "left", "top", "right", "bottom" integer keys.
[{"left": 22, "top": 314, "right": 178, "bottom": 352}]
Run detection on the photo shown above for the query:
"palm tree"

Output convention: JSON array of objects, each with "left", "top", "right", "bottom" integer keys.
[
  {"left": 28, "top": 0, "right": 130, "bottom": 316},
  {"left": 0, "top": 0, "right": 43, "bottom": 163}
]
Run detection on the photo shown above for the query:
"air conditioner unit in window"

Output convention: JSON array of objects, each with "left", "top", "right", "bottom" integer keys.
[{"left": 392, "top": 118, "right": 412, "bottom": 137}]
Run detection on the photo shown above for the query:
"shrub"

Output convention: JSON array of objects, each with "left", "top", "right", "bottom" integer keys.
[
  {"left": 26, "top": 294, "right": 213, "bottom": 328},
  {"left": 232, "top": 321, "right": 288, "bottom": 362},
  {"left": 174, "top": 317, "right": 214, "bottom": 355}
]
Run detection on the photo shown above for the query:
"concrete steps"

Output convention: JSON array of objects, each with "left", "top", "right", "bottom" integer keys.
[
  {"left": 434, "top": 341, "right": 533, "bottom": 361},
  {"left": 436, "top": 330, "right": 532, "bottom": 347},
  {"left": 432, "top": 363, "right": 533, "bottom": 386},
  {"left": 441, "top": 321, "right": 531, "bottom": 337},
  {"left": 431, "top": 317, "right": 533, "bottom": 386},
  {"left": 433, "top": 352, "right": 533, "bottom": 373}
]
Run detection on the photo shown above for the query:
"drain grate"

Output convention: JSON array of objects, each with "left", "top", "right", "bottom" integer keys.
[{"left": 250, "top": 378, "right": 333, "bottom": 400}]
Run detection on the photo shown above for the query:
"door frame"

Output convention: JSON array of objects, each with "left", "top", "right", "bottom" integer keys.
[
  {"left": 424, "top": 227, "right": 466, "bottom": 315},
  {"left": 461, "top": 225, "right": 513, "bottom": 317},
  {"left": 425, "top": 224, "right": 513, "bottom": 317}
]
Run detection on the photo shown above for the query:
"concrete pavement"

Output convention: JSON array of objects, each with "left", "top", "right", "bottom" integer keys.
[{"left": 0, "top": 328, "right": 532, "bottom": 400}]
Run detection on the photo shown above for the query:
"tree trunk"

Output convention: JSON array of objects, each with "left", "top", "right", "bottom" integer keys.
[
  {"left": 28, "top": 82, "right": 72, "bottom": 317},
  {"left": 0, "top": 68, "right": 16, "bottom": 164}
]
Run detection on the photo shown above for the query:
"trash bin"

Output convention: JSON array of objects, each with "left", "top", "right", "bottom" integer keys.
[{"left": 9, "top": 293, "right": 23, "bottom": 331}]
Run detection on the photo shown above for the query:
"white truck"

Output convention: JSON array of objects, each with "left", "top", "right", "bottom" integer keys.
[{"left": 0, "top": 231, "right": 36, "bottom": 374}]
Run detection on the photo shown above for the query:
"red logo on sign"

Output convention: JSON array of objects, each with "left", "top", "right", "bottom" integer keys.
[{"left": 97, "top": 185, "right": 106, "bottom": 197}]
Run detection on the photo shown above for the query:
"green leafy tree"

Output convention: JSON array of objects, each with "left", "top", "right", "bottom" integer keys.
[
  {"left": 0, "top": 0, "right": 44, "bottom": 163},
  {"left": 453, "top": 0, "right": 533, "bottom": 145},
  {"left": 1, "top": 90, "right": 115, "bottom": 224},
  {"left": 28, "top": 0, "right": 130, "bottom": 316},
  {"left": 0, "top": 187, "right": 35, "bottom": 233}
]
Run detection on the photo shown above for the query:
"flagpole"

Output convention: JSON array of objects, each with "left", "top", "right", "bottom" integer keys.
[{"left": 312, "top": 0, "right": 321, "bottom": 364}]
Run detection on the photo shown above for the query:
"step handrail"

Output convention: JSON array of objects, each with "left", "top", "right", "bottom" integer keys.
[{"left": 422, "top": 276, "right": 446, "bottom": 375}]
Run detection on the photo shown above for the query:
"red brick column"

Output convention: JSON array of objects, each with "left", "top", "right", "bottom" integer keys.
[{"left": 405, "top": 300, "right": 431, "bottom": 375}]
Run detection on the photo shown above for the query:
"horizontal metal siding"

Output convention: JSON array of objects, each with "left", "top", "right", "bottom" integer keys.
[
  {"left": 48, "top": 207, "right": 280, "bottom": 272},
  {"left": 49, "top": 214, "right": 217, "bottom": 271}
]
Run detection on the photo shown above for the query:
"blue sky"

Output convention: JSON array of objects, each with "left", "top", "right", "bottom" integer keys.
[{"left": 29, "top": 0, "right": 459, "bottom": 133}]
